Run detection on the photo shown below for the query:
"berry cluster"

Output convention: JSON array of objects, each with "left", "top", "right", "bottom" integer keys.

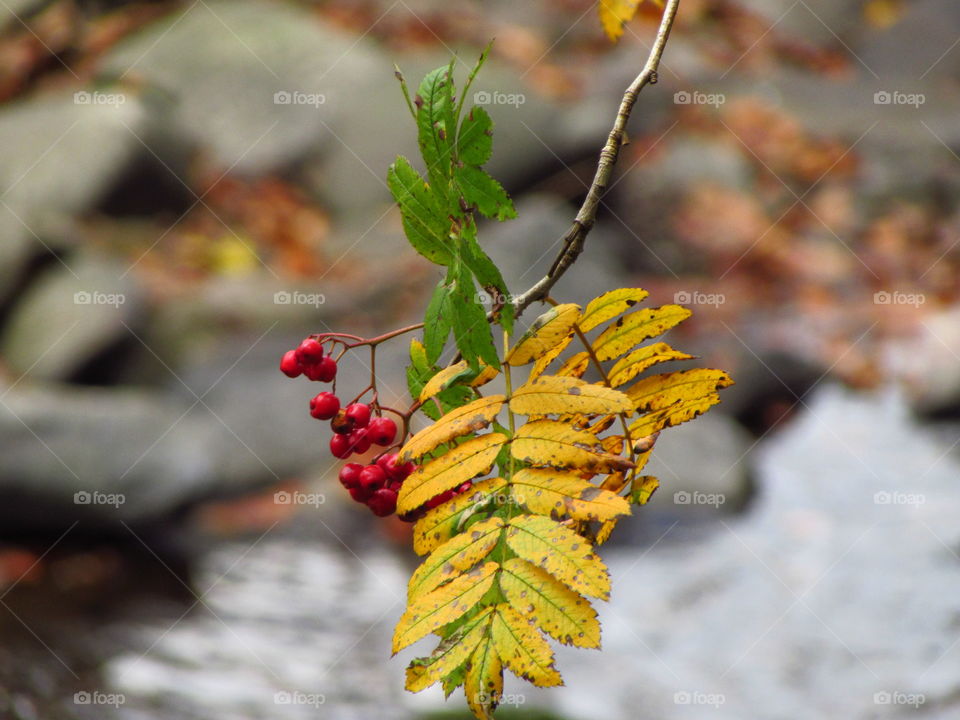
[
  {"left": 281, "top": 335, "right": 478, "bottom": 520},
  {"left": 281, "top": 336, "right": 410, "bottom": 518}
]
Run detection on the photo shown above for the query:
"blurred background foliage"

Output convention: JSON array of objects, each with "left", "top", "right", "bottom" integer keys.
[{"left": 0, "top": 1, "right": 959, "bottom": 718}]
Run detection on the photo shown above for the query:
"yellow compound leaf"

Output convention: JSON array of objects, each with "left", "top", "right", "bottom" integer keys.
[
  {"left": 510, "top": 376, "right": 633, "bottom": 416},
  {"left": 506, "top": 304, "right": 582, "bottom": 366},
  {"left": 592, "top": 305, "right": 692, "bottom": 361},
  {"left": 405, "top": 607, "right": 494, "bottom": 692},
  {"left": 400, "top": 395, "right": 505, "bottom": 462},
  {"left": 578, "top": 288, "right": 649, "bottom": 332},
  {"left": 608, "top": 342, "right": 695, "bottom": 387},
  {"left": 465, "top": 632, "right": 503, "bottom": 720},
  {"left": 412, "top": 477, "right": 509, "bottom": 555},
  {"left": 511, "top": 468, "right": 631, "bottom": 523},
  {"left": 529, "top": 331, "right": 575, "bottom": 381},
  {"left": 505, "top": 515, "right": 611, "bottom": 600},
  {"left": 490, "top": 603, "right": 563, "bottom": 687},
  {"left": 393, "top": 562, "right": 498, "bottom": 653},
  {"left": 627, "top": 369, "right": 734, "bottom": 436},
  {"left": 500, "top": 558, "right": 600, "bottom": 648},
  {"left": 398, "top": 434, "right": 508, "bottom": 514},
  {"left": 556, "top": 351, "right": 590, "bottom": 378},
  {"left": 408, "top": 517, "right": 505, "bottom": 601},
  {"left": 594, "top": 520, "right": 617, "bottom": 545},
  {"left": 511, "top": 420, "right": 633, "bottom": 473}
]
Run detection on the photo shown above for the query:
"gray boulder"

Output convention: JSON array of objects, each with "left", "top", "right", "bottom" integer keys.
[{"left": 0, "top": 253, "right": 148, "bottom": 381}]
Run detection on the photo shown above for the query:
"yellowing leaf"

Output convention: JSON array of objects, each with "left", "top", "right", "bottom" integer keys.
[
  {"left": 510, "top": 376, "right": 633, "bottom": 416},
  {"left": 511, "top": 468, "right": 631, "bottom": 523},
  {"left": 608, "top": 342, "right": 694, "bottom": 387},
  {"left": 506, "top": 304, "right": 582, "bottom": 365},
  {"left": 505, "top": 515, "right": 611, "bottom": 599},
  {"left": 592, "top": 305, "right": 692, "bottom": 361},
  {"left": 491, "top": 603, "right": 562, "bottom": 687},
  {"left": 630, "top": 475, "right": 660, "bottom": 505},
  {"left": 578, "top": 288, "right": 649, "bottom": 331},
  {"left": 500, "top": 558, "right": 600, "bottom": 648},
  {"left": 400, "top": 395, "right": 505, "bottom": 462},
  {"left": 556, "top": 351, "right": 590, "bottom": 378},
  {"left": 419, "top": 361, "right": 499, "bottom": 402},
  {"left": 627, "top": 368, "right": 733, "bottom": 436},
  {"left": 393, "top": 562, "right": 499, "bottom": 653},
  {"left": 599, "top": 0, "right": 642, "bottom": 41},
  {"left": 529, "top": 331, "right": 575, "bottom": 381},
  {"left": 419, "top": 362, "right": 474, "bottom": 403},
  {"left": 405, "top": 607, "right": 494, "bottom": 692},
  {"left": 408, "top": 517, "right": 505, "bottom": 601},
  {"left": 412, "top": 477, "right": 509, "bottom": 555},
  {"left": 465, "top": 632, "right": 503, "bottom": 720},
  {"left": 511, "top": 420, "right": 633, "bottom": 473},
  {"left": 398, "top": 433, "right": 507, "bottom": 514}
]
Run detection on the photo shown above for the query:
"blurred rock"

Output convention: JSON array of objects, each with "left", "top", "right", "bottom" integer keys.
[
  {"left": 102, "top": 0, "right": 376, "bottom": 175},
  {"left": 0, "top": 253, "right": 147, "bottom": 381},
  {"left": 641, "top": 412, "right": 754, "bottom": 517},
  {"left": 0, "top": 91, "right": 147, "bottom": 237},
  {"left": 0, "top": 361, "right": 329, "bottom": 533}
]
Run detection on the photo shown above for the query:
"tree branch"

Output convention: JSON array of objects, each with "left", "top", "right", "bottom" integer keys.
[{"left": 512, "top": 0, "right": 681, "bottom": 316}]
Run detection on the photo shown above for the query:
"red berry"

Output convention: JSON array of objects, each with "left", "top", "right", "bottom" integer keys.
[
  {"left": 280, "top": 350, "right": 302, "bottom": 378},
  {"left": 296, "top": 338, "right": 325, "bottom": 364},
  {"left": 457, "top": 480, "right": 473, "bottom": 494},
  {"left": 376, "top": 452, "right": 399, "bottom": 476},
  {"left": 349, "top": 485, "right": 372, "bottom": 503},
  {"left": 344, "top": 403, "right": 371, "bottom": 428},
  {"left": 315, "top": 356, "right": 337, "bottom": 383},
  {"left": 330, "top": 434, "right": 353, "bottom": 459},
  {"left": 367, "top": 417, "right": 397, "bottom": 446},
  {"left": 339, "top": 463, "right": 363, "bottom": 489},
  {"left": 348, "top": 427, "right": 371, "bottom": 455},
  {"left": 359, "top": 465, "right": 387, "bottom": 492},
  {"left": 425, "top": 489, "right": 455, "bottom": 510},
  {"left": 368, "top": 488, "right": 398, "bottom": 517},
  {"left": 330, "top": 410, "right": 354, "bottom": 435},
  {"left": 388, "top": 480, "right": 403, "bottom": 493},
  {"left": 310, "top": 392, "right": 340, "bottom": 420},
  {"left": 394, "top": 460, "right": 417, "bottom": 480}
]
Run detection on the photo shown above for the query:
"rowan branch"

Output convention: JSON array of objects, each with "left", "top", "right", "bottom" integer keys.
[{"left": 512, "top": 0, "right": 681, "bottom": 316}]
